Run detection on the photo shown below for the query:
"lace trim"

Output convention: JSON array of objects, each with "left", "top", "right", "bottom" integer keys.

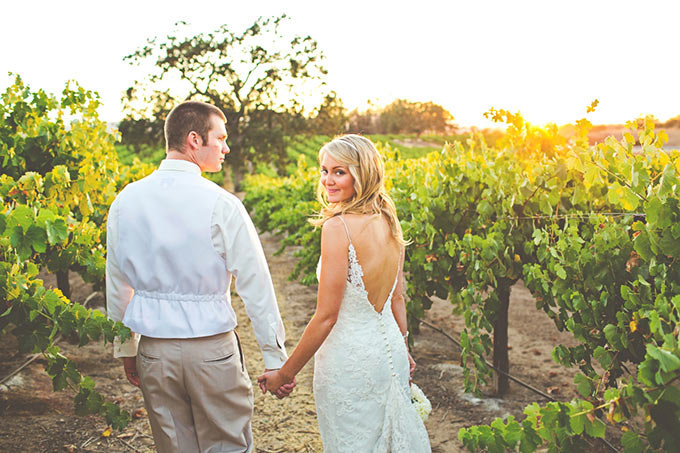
[{"left": 347, "top": 243, "right": 366, "bottom": 290}]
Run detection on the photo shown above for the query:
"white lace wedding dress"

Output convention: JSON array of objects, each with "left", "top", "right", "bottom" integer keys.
[{"left": 313, "top": 217, "right": 431, "bottom": 452}]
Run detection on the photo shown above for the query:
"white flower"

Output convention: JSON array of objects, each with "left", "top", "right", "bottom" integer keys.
[{"left": 410, "top": 383, "right": 432, "bottom": 422}]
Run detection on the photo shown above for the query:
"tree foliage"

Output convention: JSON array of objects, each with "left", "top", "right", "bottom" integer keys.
[
  {"left": 117, "top": 117, "right": 165, "bottom": 152},
  {"left": 306, "top": 92, "right": 348, "bottom": 136},
  {"left": 380, "top": 99, "right": 455, "bottom": 136},
  {"left": 123, "top": 15, "right": 328, "bottom": 188},
  {"left": 346, "top": 99, "right": 455, "bottom": 135}
]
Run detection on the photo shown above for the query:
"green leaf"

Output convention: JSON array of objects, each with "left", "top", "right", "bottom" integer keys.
[
  {"left": 46, "top": 218, "right": 68, "bottom": 245},
  {"left": 645, "top": 198, "right": 660, "bottom": 221},
  {"left": 621, "top": 431, "right": 643, "bottom": 453},
  {"left": 638, "top": 358, "right": 657, "bottom": 386},
  {"left": 43, "top": 291, "right": 60, "bottom": 315},
  {"left": 659, "top": 385, "right": 680, "bottom": 406},
  {"left": 477, "top": 200, "right": 493, "bottom": 217},
  {"left": 570, "top": 412, "right": 585, "bottom": 435},
  {"left": 85, "top": 390, "right": 103, "bottom": 413},
  {"left": 36, "top": 207, "right": 56, "bottom": 224},
  {"left": 633, "top": 230, "right": 652, "bottom": 261},
  {"left": 554, "top": 263, "right": 567, "bottom": 280},
  {"left": 25, "top": 261, "right": 39, "bottom": 277},
  {"left": 584, "top": 416, "right": 606, "bottom": 438},
  {"left": 519, "top": 419, "right": 541, "bottom": 453},
  {"left": 604, "top": 324, "right": 623, "bottom": 350},
  {"left": 620, "top": 185, "right": 640, "bottom": 210},
  {"left": 9, "top": 225, "right": 23, "bottom": 249},
  {"left": 672, "top": 295, "right": 680, "bottom": 312},
  {"left": 80, "top": 376, "right": 95, "bottom": 390},
  {"left": 52, "top": 373, "right": 68, "bottom": 391},
  {"left": 9, "top": 205, "right": 33, "bottom": 233},
  {"left": 104, "top": 402, "right": 130, "bottom": 430},
  {"left": 26, "top": 225, "right": 46, "bottom": 253},
  {"left": 646, "top": 344, "right": 680, "bottom": 373},
  {"left": 502, "top": 417, "right": 522, "bottom": 446},
  {"left": 593, "top": 346, "right": 613, "bottom": 369},
  {"left": 574, "top": 374, "right": 592, "bottom": 398},
  {"left": 603, "top": 388, "right": 619, "bottom": 401},
  {"left": 658, "top": 163, "right": 678, "bottom": 200},
  {"left": 0, "top": 305, "right": 12, "bottom": 318},
  {"left": 659, "top": 231, "right": 680, "bottom": 258}
]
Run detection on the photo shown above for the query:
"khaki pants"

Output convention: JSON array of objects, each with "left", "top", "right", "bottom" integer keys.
[{"left": 136, "top": 331, "right": 254, "bottom": 453}]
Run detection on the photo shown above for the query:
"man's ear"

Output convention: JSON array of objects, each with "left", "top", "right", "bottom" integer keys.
[{"left": 185, "top": 131, "right": 201, "bottom": 151}]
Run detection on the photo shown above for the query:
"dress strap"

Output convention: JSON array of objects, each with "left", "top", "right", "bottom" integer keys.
[
  {"left": 336, "top": 216, "right": 353, "bottom": 245},
  {"left": 386, "top": 247, "right": 404, "bottom": 301}
]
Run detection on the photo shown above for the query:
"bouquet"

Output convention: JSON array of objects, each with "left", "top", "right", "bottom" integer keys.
[{"left": 410, "top": 383, "right": 432, "bottom": 421}]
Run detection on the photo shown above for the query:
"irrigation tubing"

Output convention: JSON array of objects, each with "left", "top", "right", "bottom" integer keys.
[
  {"left": 0, "top": 291, "right": 100, "bottom": 387},
  {"left": 414, "top": 316, "right": 620, "bottom": 452},
  {"left": 414, "top": 317, "right": 557, "bottom": 401}
]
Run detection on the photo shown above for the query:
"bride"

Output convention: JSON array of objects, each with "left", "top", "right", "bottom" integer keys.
[{"left": 258, "top": 135, "right": 431, "bottom": 452}]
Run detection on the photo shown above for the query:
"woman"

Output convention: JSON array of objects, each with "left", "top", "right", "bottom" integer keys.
[{"left": 258, "top": 135, "right": 430, "bottom": 451}]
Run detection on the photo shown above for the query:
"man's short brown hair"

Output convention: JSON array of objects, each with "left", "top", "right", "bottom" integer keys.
[{"left": 164, "top": 101, "right": 227, "bottom": 152}]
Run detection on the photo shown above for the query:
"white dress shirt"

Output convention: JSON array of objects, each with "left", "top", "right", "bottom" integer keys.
[{"left": 106, "top": 159, "right": 287, "bottom": 369}]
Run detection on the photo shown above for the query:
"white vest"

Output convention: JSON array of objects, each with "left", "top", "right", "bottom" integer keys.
[{"left": 115, "top": 169, "right": 236, "bottom": 338}]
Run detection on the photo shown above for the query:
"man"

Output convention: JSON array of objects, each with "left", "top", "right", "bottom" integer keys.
[{"left": 106, "top": 101, "right": 293, "bottom": 453}]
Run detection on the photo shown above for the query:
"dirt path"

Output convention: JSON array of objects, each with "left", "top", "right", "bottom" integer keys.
[{"left": 0, "top": 230, "right": 596, "bottom": 452}]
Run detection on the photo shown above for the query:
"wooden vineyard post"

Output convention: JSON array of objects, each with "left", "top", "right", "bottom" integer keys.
[{"left": 56, "top": 269, "right": 71, "bottom": 300}]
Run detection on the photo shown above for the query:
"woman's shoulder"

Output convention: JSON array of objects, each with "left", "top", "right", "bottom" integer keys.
[
  {"left": 321, "top": 216, "right": 349, "bottom": 239},
  {"left": 322, "top": 215, "right": 345, "bottom": 229}
]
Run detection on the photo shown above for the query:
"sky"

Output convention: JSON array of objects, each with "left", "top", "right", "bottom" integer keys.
[{"left": 2, "top": 0, "right": 679, "bottom": 128}]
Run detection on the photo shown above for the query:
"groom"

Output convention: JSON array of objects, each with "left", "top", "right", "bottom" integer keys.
[{"left": 106, "top": 101, "right": 293, "bottom": 452}]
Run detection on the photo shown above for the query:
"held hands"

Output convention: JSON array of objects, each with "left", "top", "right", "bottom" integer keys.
[{"left": 257, "top": 369, "right": 296, "bottom": 399}]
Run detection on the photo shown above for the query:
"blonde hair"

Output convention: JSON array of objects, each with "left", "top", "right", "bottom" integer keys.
[{"left": 310, "top": 134, "right": 406, "bottom": 246}]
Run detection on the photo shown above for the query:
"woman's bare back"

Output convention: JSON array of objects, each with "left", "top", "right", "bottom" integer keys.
[{"left": 341, "top": 213, "right": 401, "bottom": 312}]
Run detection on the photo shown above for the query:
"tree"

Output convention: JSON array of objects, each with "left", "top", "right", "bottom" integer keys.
[
  {"left": 124, "top": 15, "right": 328, "bottom": 189},
  {"left": 307, "top": 92, "right": 347, "bottom": 136},
  {"left": 117, "top": 116, "right": 164, "bottom": 152},
  {"left": 347, "top": 108, "right": 380, "bottom": 134},
  {"left": 379, "top": 99, "right": 455, "bottom": 136},
  {"left": 415, "top": 101, "right": 456, "bottom": 135}
]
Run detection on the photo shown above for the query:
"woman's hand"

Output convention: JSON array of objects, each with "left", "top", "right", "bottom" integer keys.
[
  {"left": 257, "top": 370, "right": 296, "bottom": 399},
  {"left": 407, "top": 352, "right": 416, "bottom": 385}
]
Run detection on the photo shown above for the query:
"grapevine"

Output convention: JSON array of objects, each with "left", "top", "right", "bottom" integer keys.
[
  {"left": 1, "top": 75, "right": 154, "bottom": 429},
  {"left": 244, "top": 115, "right": 680, "bottom": 451}
]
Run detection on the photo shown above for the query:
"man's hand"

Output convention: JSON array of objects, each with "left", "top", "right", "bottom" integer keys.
[
  {"left": 257, "top": 369, "right": 296, "bottom": 399},
  {"left": 123, "top": 356, "right": 140, "bottom": 387}
]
